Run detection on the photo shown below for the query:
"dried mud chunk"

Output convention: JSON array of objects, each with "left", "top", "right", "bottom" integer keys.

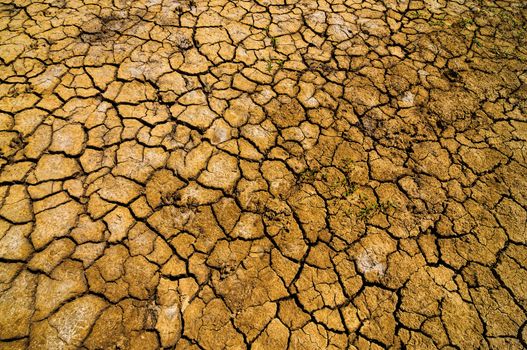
[
  {"left": 145, "top": 169, "right": 184, "bottom": 208},
  {"left": 224, "top": 94, "right": 265, "bottom": 127},
  {"left": 86, "top": 65, "right": 116, "bottom": 90},
  {"left": 496, "top": 198, "right": 527, "bottom": 243},
  {"left": 428, "top": 89, "right": 478, "bottom": 122},
  {"left": 215, "top": 263, "right": 288, "bottom": 310},
  {"left": 402, "top": 266, "right": 455, "bottom": 305},
  {"left": 161, "top": 255, "right": 187, "bottom": 277},
  {"left": 289, "top": 322, "right": 329, "bottom": 350},
  {"left": 103, "top": 206, "right": 135, "bottom": 242},
  {"left": 157, "top": 71, "right": 193, "bottom": 96},
  {"left": 0, "top": 339, "right": 27, "bottom": 350},
  {"left": 261, "top": 160, "right": 295, "bottom": 197},
  {"left": 384, "top": 250, "right": 426, "bottom": 289},
  {"left": 212, "top": 197, "right": 241, "bottom": 232},
  {"left": 49, "top": 123, "right": 86, "bottom": 156},
  {"left": 98, "top": 175, "right": 142, "bottom": 204},
  {"left": 232, "top": 73, "right": 257, "bottom": 92},
  {"left": 496, "top": 245, "right": 527, "bottom": 309},
  {"left": 471, "top": 287, "right": 525, "bottom": 337},
  {"left": 0, "top": 132, "right": 22, "bottom": 159},
  {"left": 183, "top": 298, "right": 245, "bottom": 350},
  {"left": 34, "top": 260, "right": 87, "bottom": 320},
  {"left": 252, "top": 318, "right": 289, "bottom": 350},
  {"left": 439, "top": 225, "right": 507, "bottom": 268},
  {"left": 0, "top": 93, "right": 39, "bottom": 114},
  {"left": 441, "top": 294, "right": 484, "bottom": 349},
  {"left": 113, "top": 81, "right": 157, "bottom": 103},
  {"left": 0, "top": 270, "right": 36, "bottom": 340},
  {"left": 88, "top": 194, "right": 117, "bottom": 219},
  {"left": 148, "top": 205, "right": 194, "bottom": 239},
  {"left": 498, "top": 162, "right": 527, "bottom": 205},
  {"left": 176, "top": 207, "right": 221, "bottom": 255},
  {"left": 30, "top": 295, "right": 107, "bottom": 350},
  {"left": 176, "top": 105, "right": 218, "bottom": 131},
  {"left": 123, "top": 255, "right": 159, "bottom": 299},
  {"left": 344, "top": 77, "right": 384, "bottom": 114},
  {"left": 119, "top": 102, "right": 170, "bottom": 124},
  {"left": 234, "top": 302, "right": 277, "bottom": 341},
  {"left": 0, "top": 222, "right": 33, "bottom": 260},
  {"left": 180, "top": 48, "right": 211, "bottom": 74},
  {"left": 177, "top": 182, "right": 223, "bottom": 207},
  {"left": 314, "top": 307, "right": 345, "bottom": 331},
  {"left": 198, "top": 152, "right": 240, "bottom": 192},
  {"left": 278, "top": 298, "right": 311, "bottom": 330},
  {"left": 113, "top": 142, "right": 168, "bottom": 182},
  {"left": 265, "top": 96, "right": 305, "bottom": 128},
  {"left": 0, "top": 263, "right": 23, "bottom": 293},
  {"left": 168, "top": 142, "right": 214, "bottom": 179},
  {"left": 86, "top": 244, "right": 130, "bottom": 302},
  {"left": 294, "top": 265, "right": 346, "bottom": 313},
  {"left": 350, "top": 229, "right": 396, "bottom": 281},
  {"left": 72, "top": 242, "right": 106, "bottom": 267},
  {"left": 188, "top": 253, "right": 210, "bottom": 284},
  {"left": 12, "top": 108, "right": 44, "bottom": 136},
  {"left": 84, "top": 305, "right": 127, "bottom": 349},
  {"left": 264, "top": 198, "right": 308, "bottom": 261},
  {"left": 155, "top": 278, "right": 184, "bottom": 347},
  {"left": 118, "top": 299, "right": 157, "bottom": 333},
  {"left": 31, "top": 200, "right": 82, "bottom": 249},
  {"left": 410, "top": 142, "right": 451, "bottom": 180},
  {"left": 130, "top": 196, "right": 153, "bottom": 219},
  {"left": 204, "top": 118, "right": 234, "bottom": 145},
  {"left": 370, "top": 154, "right": 409, "bottom": 181},
  {"left": 241, "top": 121, "right": 278, "bottom": 153},
  {"left": 288, "top": 184, "right": 327, "bottom": 242},
  {"left": 0, "top": 161, "right": 33, "bottom": 182},
  {"left": 459, "top": 146, "right": 507, "bottom": 174},
  {"left": 23, "top": 124, "right": 52, "bottom": 159},
  {"left": 0, "top": 42, "right": 24, "bottom": 64},
  {"left": 31, "top": 153, "right": 80, "bottom": 181},
  {"left": 129, "top": 332, "right": 159, "bottom": 350},
  {"left": 79, "top": 148, "right": 104, "bottom": 173},
  {"left": 127, "top": 222, "right": 158, "bottom": 257},
  {"left": 28, "top": 238, "right": 75, "bottom": 273},
  {"left": 398, "top": 328, "right": 438, "bottom": 349},
  {"left": 238, "top": 138, "right": 263, "bottom": 160},
  {"left": 70, "top": 214, "right": 106, "bottom": 243},
  {"left": 355, "top": 286, "right": 397, "bottom": 346},
  {"left": 207, "top": 239, "right": 251, "bottom": 272},
  {"left": 230, "top": 212, "right": 264, "bottom": 239}
]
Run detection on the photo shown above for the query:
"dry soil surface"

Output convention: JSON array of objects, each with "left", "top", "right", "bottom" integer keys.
[{"left": 0, "top": 0, "right": 527, "bottom": 349}]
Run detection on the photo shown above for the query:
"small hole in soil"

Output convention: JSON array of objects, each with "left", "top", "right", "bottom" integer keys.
[{"left": 444, "top": 68, "right": 461, "bottom": 82}]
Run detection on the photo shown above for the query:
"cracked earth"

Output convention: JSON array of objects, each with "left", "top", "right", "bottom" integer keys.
[{"left": 0, "top": 0, "right": 526, "bottom": 348}]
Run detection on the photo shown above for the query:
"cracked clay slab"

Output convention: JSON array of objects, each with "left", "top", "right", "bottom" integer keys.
[{"left": 0, "top": 0, "right": 527, "bottom": 349}]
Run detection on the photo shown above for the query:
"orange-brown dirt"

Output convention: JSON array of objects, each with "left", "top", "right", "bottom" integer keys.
[{"left": 0, "top": 0, "right": 526, "bottom": 349}]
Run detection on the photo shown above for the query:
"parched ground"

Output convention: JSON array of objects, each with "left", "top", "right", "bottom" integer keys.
[{"left": 0, "top": 0, "right": 526, "bottom": 348}]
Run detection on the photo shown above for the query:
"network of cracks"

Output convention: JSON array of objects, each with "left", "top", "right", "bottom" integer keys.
[{"left": 0, "top": 0, "right": 526, "bottom": 349}]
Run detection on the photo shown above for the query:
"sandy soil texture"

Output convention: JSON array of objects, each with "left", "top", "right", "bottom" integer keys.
[{"left": 0, "top": 0, "right": 526, "bottom": 348}]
